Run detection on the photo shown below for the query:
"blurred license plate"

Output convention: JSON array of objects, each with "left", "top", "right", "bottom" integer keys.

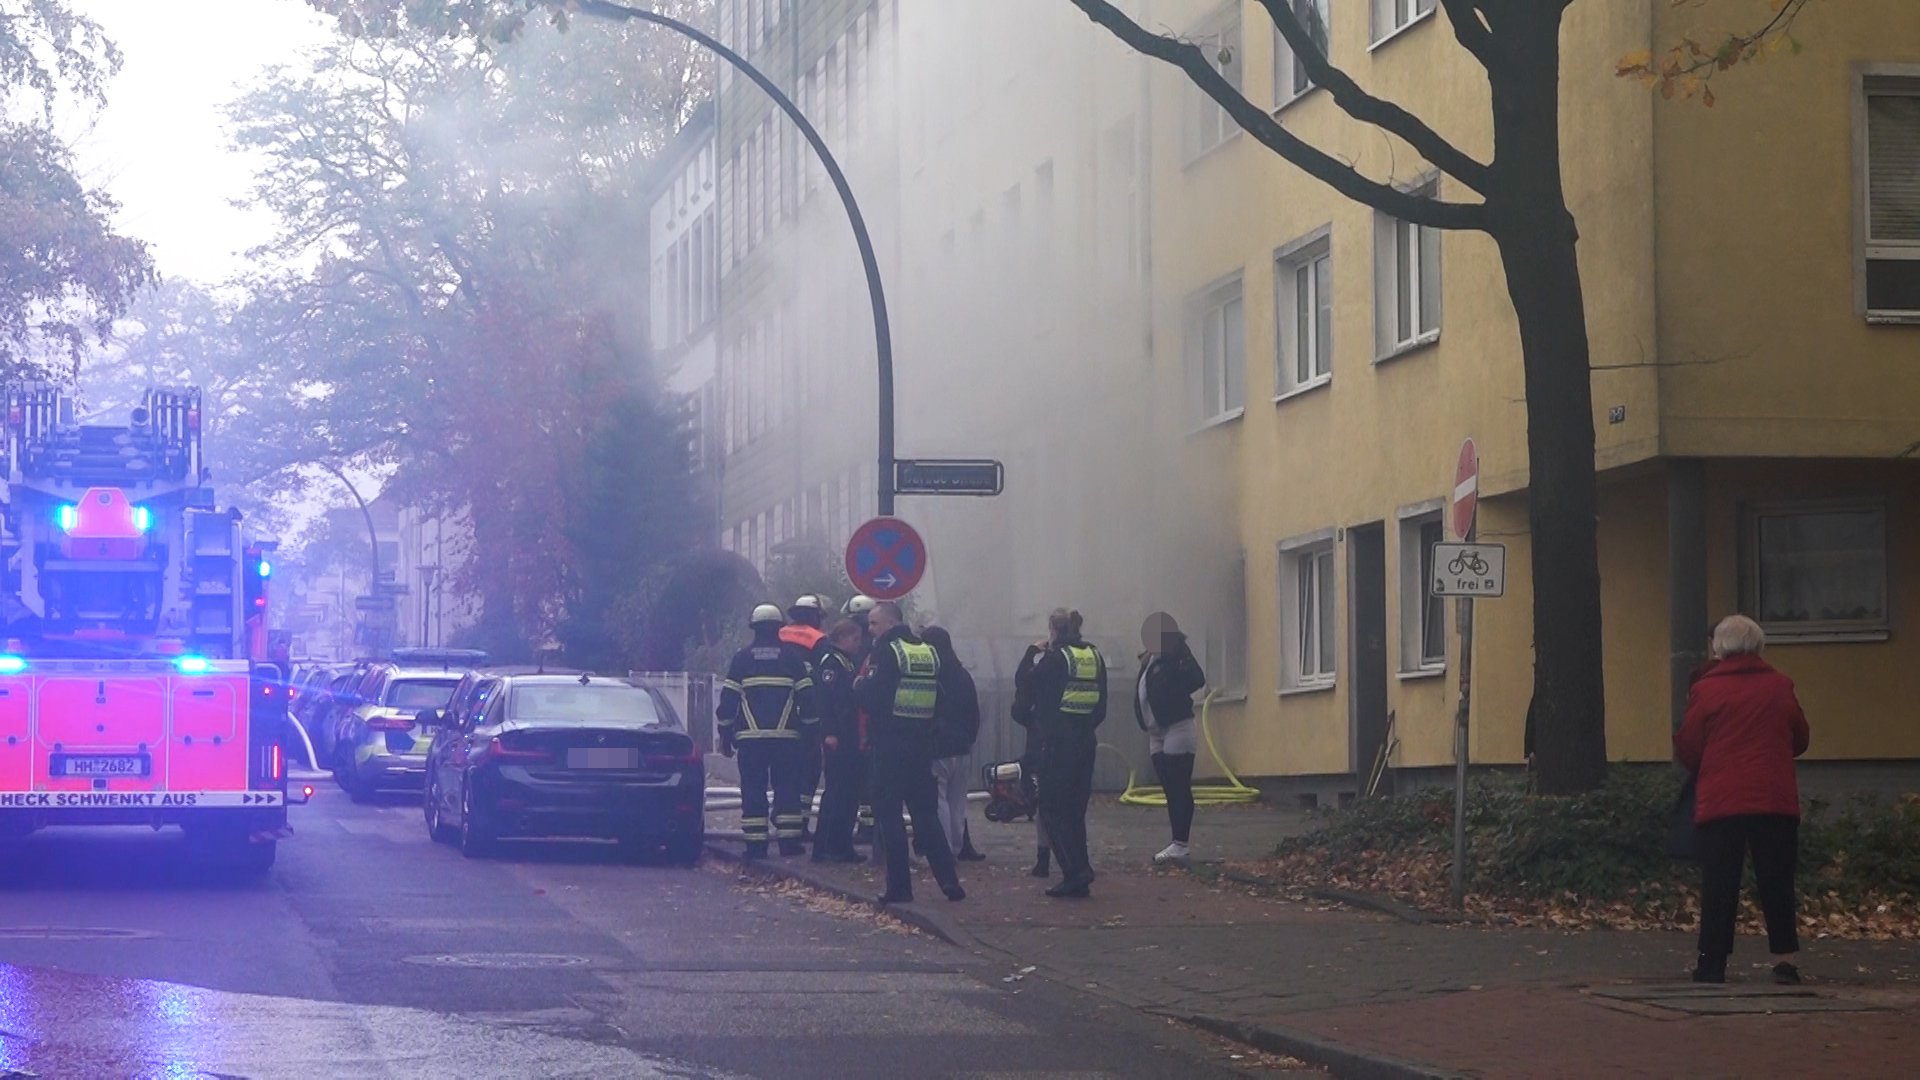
[
  {"left": 566, "top": 748, "right": 638, "bottom": 769},
  {"left": 55, "top": 755, "right": 149, "bottom": 778}
]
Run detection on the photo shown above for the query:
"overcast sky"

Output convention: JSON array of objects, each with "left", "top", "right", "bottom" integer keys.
[{"left": 70, "top": 0, "right": 335, "bottom": 286}]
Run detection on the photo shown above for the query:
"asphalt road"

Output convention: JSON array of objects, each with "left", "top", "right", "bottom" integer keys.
[{"left": 0, "top": 778, "right": 1251, "bottom": 1079}]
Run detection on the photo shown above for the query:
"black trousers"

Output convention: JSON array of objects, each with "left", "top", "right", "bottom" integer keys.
[
  {"left": 1038, "top": 730, "right": 1097, "bottom": 882},
  {"left": 870, "top": 743, "right": 959, "bottom": 898},
  {"left": 799, "top": 737, "right": 823, "bottom": 831},
  {"left": 1697, "top": 813, "right": 1800, "bottom": 959},
  {"left": 814, "top": 742, "right": 866, "bottom": 855},
  {"left": 1153, "top": 752, "right": 1196, "bottom": 844},
  {"left": 737, "top": 738, "right": 806, "bottom": 852}
]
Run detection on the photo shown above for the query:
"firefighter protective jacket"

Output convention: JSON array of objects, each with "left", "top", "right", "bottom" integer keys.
[{"left": 718, "top": 634, "right": 818, "bottom": 744}]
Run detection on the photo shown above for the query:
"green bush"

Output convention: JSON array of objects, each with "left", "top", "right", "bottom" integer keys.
[{"left": 1278, "top": 768, "right": 1920, "bottom": 906}]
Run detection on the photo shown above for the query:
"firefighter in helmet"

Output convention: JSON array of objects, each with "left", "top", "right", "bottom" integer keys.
[
  {"left": 841, "top": 593, "right": 880, "bottom": 843},
  {"left": 717, "top": 604, "right": 818, "bottom": 858},
  {"left": 781, "top": 595, "right": 830, "bottom": 842}
]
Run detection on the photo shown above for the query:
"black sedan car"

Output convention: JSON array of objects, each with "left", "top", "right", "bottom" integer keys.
[{"left": 420, "top": 673, "right": 704, "bottom": 864}]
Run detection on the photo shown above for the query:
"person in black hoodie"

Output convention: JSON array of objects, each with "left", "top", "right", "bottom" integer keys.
[
  {"left": 1135, "top": 612, "right": 1207, "bottom": 864},
  {"left": 922, "top": 626, "right": 984, "bottom": 862},
  {"left": 1031, "top": 608, "right": 1107, "bottom": 899}
]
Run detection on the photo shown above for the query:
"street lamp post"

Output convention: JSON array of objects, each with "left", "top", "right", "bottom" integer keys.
[{"left": 578, "top": 0, "right": 899, "bottom": 516}]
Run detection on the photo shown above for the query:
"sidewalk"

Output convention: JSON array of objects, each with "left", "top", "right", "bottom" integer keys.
[{"left": 707, "top": 789, "right": 1920, "bottom": 1078}]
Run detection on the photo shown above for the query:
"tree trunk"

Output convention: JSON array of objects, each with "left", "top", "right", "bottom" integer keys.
[{"left": 1489, "top": 8, "right": 1609, "bottom": 794}]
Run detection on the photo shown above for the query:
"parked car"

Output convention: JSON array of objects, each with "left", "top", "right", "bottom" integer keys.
[
  {"left": 421, "top": 672, "right": 704, "bottom": 864},
  {"left": 334, "top": 650, "right": 485, "bottom": 801}
]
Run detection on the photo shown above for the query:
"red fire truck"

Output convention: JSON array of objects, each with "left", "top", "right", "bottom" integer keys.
[{"left": 0, "top": 384, "right": 304, "bottom": 875}]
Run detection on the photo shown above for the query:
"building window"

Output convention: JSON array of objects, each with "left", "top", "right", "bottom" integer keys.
[
  {"left": 1743, "top": 503, "right": 1888, "bottom": 640},
  {"left": 1398, "top": 512, "right": 1446, "bottom": 673},
  {"left": 1188, "top": 275, "right": 1246, "bottom": 425},
  {"left": 1275, "top": 230, "right": 1333, "bottom": 397},
  {"left": 1371, "top": 0, "right": 1436, "bottom": 45},
  {"left": 1273, "top": 0, "right": 1329, "bottom": 105},
  {"left": 1184, "top": 6, "right": 1243, "bottom": 161},
  {"left": 1374, "top": 180, "right": 1442, "bottom": 357},
  {"left": 1864, "top": 75, "right": 1920, "bottom": 320},
  {"left": 1281, "top": 538, "right": 1336, "bottom": 690},
  {"left": 1203, "top": 553, "right": 1249, "bottom": 698}
]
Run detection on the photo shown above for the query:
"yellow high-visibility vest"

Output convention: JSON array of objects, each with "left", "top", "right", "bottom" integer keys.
[
  {"left": 890, "top": 639, "right": 940, "bottom": 721},
  {"left": 1059, "top": 644, "right": 1102, "bottom": 716}
]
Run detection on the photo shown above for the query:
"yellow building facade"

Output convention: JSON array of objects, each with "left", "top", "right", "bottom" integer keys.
[{"left": 1143, "top": 0, "right": 1920, "bottom": 794}]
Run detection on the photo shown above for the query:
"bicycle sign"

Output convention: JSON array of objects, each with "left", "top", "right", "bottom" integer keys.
[{"left": 1430, "top": 542, "right": 1507, "bottom": 598}]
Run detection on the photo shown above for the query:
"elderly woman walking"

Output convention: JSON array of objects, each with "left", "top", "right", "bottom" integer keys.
[{"left": 1674, "top": 614, "right": 1811, "bottom": 985}]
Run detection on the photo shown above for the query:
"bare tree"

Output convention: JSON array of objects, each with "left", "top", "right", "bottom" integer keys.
[{"left": 1071, "top": 0, "right": 1611, "bottom": 791}]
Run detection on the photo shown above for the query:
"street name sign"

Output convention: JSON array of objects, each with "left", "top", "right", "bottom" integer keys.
[
  {"left": 845, "top": 516, "right": 927, "bottom": 601},
  {"left": 354, "top": 595, "right": 396, "bottom": 612},
  {"left": 1430, "top": 542, "right": 1507, "bottom": 598},
  {"left": 894, "top": 458, "right": 1004, "bottom": 497}
]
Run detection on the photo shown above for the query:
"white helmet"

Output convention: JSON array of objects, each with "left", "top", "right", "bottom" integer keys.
[
  {"left": 750, "top": 603, "right": 785, "bottom": 626},
  {"left": 842, "top": 595, "right": 877, "bottom": 617},
  {"left": 789, "top": 594, "right": 824, "bottom": 614}
]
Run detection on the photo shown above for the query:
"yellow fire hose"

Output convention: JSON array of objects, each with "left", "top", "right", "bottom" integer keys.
[{"left": 1112, "top": 692, "right": 1261, "bottom": 807}]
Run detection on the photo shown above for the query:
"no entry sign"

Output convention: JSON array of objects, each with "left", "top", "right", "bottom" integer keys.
[
  {"left": 1452, "top": 439, "right": 1479, "bottom": 540},
  {"left": 845, "top": 516, "right": 927, "bottom": 601}
]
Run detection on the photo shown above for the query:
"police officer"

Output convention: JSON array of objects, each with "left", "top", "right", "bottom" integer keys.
[
  {"left": 810, "top": 617, "right": 867, "bottom": 863},
  {"left": 854, "top": 601, "right": 964, "bottom": 904},
  {"left": 717, "top": 604, "right": 818, "bottom": 858},
  {"left": 1031, "top": 608, "right": 1107, "bottom": 899},
  {"left": 781, "top": 595, "right": 830, "bottom": 841}
]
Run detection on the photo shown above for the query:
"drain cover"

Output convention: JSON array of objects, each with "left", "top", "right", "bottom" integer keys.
[
  {"left": 0, "top": 927, "right": 154, "bottom": 941},
  {"left": 403, "top": 953, "right": 594, "bottom": 970}
]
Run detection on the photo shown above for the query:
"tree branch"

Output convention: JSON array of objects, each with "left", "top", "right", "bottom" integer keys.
[
  {"left": 1259, "top": 0, "right": 1491, "bottom": 195},
  {"left": 1071, "top": 0, "right": 1487, "bottom": 231},
  {"left": 1437, "top": 0, "right": 1502, "bottom": 72}
]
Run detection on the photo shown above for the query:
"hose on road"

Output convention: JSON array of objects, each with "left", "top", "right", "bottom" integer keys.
[{"left": 1114, "top": 693, "right": 1260, "bottom": 808}]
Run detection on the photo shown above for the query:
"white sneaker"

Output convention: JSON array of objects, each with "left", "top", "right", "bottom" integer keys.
[{"left": 1153, "top": 842, "right": 1190, "bottom": 864}]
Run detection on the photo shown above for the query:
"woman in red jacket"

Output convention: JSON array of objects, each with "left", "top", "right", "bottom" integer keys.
[{"left": 1673, "top": 615, "right": 1811, "bottom": 985}]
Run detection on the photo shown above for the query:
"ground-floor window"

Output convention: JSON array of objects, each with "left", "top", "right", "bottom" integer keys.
[
  {"left": 1398, "top": 512, "right": 1446, "bottom": 672},
  {"left": 1743, "top": 502, "right": 1888, "bottom": 640},
  {"left": 1280, "top": 535, "right": 1337, "bottom": 690}
]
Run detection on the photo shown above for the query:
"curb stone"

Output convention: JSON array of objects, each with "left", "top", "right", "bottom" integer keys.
[
  {"left": 1175, "top": 1013, "right": 1466, "bottom": 1080},
  {"left": 1196, "top": 863, "right": 1479, "bottom": 927},
  {"left": 702, "top": 838, "right": 971, "bottom": 947},
  {"left": 705, "top": 837, "right": 1466, "bottom": 1080}
]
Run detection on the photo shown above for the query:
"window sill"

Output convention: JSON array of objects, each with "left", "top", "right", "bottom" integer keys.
[
  {"left": 1273, "top": 376, "right": 1332, "bottom": 405},
  {"left": 1206, "top": 691, "right": 1249, "bottom": 705},
  {"left": 1183, "top": 128, "right": 1243, "bottom": 171},
  {"left": 1397, "top": 666, "right": 1447, "bottom": 682},
  {"left": 1190, "top": 407, "right": 1246, "bottom": 435},
  {"left": 1279, "top": 680, "right": 1336, "bottom": 698},
  {"left": 1374, "top": 331, "right": 1441, "bottom": 366},
  {"left": 1761, "top": 628, "right": 1890, "bottom": 646},
  {"left": 1368, "top": 8, "right": 1437, "bottom": 53},
  {"left": 1866, "top": 312, "right": 1920, "bottom": 326},
  {"left": 1273, "top": 84, "right": 1323, "bottom": 116}
]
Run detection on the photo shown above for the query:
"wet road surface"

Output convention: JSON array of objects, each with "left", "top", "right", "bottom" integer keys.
[{"left": 0, "top": 779, "right": 1243, "bottom": 1078}]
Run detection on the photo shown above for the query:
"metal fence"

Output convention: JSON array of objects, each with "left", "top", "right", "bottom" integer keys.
[{"left": 629, "top": 670, "right": 720, "bottom": 754}]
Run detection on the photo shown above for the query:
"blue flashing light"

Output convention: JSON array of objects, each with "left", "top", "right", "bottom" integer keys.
[
  {"left": 0, "top": 655, "right": 25, "bottom": 675},
  {"left": 55, "top": 505, "right": 77, "bottom": 532},
  {"left": 132, "top": 506, "right": 153, "bottom": 533},
  {"left": 175, "top": 655, "right": 211, "bottom": 675},
  {"left": 257, "top": 559, "right": 273, "bottom": 579}
]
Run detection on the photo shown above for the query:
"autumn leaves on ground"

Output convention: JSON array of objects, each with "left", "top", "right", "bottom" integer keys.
[{"left": 1229, "top": 772, "right": 1920, "bottom": 940}]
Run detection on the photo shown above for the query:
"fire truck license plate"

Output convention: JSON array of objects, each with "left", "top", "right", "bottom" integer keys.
[{"left": 53, "top": 755, "right": 150, "bottom": 778}]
